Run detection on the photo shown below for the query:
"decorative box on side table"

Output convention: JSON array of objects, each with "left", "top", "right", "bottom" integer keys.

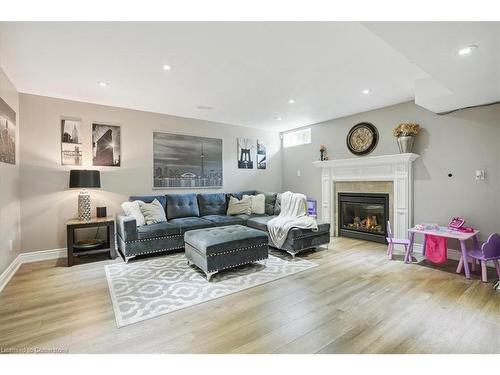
[{"left": 66, "top": 216, "right": 117, "bottom": 266}]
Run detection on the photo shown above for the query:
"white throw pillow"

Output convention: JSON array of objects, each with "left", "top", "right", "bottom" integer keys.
[
  {"left": 121, "top": 200, "right": 146, "bottom": 227},
  {"left": 243, "top": 194, "right": 265, "bottom": 215},
  {"left": 138, "top": 199, "right": 167, "bottom": 225},
  {"left": 227, "top": 196, "right": 252, "bottom": 216}
]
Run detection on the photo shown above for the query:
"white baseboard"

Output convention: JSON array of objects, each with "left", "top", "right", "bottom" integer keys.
[
  {"left": 0, "top": 248, "right": 66, "bottom": 293},
  {"left": 0, "top": 254, "right": 22, "bottom": 294}
]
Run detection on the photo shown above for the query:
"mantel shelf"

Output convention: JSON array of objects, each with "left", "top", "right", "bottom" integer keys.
[{"left": 312, "top": 153, "right": 419, "bottom": 168}]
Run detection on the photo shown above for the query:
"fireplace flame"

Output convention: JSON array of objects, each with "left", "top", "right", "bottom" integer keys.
[{"left": 349, "top": 215, "right": 381, "bottom": 233}]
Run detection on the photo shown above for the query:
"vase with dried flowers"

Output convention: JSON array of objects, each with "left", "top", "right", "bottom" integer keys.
[
  {"left": 319, "top": 144, "right": 327, "bottom": 161},
  {"left": 393, "top": 123, "right": 420, "bottom": 153}
]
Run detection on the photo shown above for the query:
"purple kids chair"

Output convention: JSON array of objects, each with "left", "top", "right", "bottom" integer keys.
[
  {"left": 456, "top": 233, "right": 500, "bottom": 282},
  {"left": 386, "top": 221, "right": 410, "bottom": 260}
]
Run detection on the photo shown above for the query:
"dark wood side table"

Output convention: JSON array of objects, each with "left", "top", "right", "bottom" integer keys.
[{"left": 66, "top": 217, "right": 117, "bottom": 266}]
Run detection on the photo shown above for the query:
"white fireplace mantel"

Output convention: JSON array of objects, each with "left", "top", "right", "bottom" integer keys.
[{"left": 313, "top": 153, "right": 420, "bottom": 240}]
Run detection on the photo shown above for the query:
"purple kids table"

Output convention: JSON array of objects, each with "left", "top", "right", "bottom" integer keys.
[{"left": 406, "top": 226, "right": 480, "bottom": 279}]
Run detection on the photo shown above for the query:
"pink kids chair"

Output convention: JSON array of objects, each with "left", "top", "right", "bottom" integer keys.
[
  {"left": 386, "top": 221, "right": 411, "bottom": 260},
  {"left": 456, "top": 233, "right": 500, "bottom": 282}
]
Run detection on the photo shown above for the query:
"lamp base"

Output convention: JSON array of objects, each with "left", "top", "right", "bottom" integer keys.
[{"left": 78, "top": 190, "right": 91, "bottom": 221}]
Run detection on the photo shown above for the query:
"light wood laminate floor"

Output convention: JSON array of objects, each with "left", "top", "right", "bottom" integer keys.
[{"left": 0, "top": 237, "right": 499, "bottom": 354}]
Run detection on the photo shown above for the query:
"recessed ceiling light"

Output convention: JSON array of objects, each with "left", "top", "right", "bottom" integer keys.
[
  {"left": 98, "top": 81, "right": 108, "bottom": 87},
  {"left": 275, "top": 116, "right": 282, "bottom": 121},
  {"left": 362, "top": 89, "right": 371, "bottom": 95},
  {"left": 288, "top": 99, "right": 296, "bottom": 104},
  {"left": 162, "top": 64, "right": 173, "bottom": 70},
  {"left": 197, "top": 105, "right": 213, "bottom": 110},
  {"left": 458, "top": 45, "right": 478, "bottom": 56}
]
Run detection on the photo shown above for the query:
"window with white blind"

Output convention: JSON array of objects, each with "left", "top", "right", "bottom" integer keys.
[{"left": 282, "top": 128, "right": 311, "bottom": 148}]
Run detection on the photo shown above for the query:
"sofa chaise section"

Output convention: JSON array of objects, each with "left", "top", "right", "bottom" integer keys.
[{"left": 246, "top": 216, "right": 331, "bottom": 257}]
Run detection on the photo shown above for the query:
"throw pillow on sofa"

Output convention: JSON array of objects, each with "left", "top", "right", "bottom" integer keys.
[
  {"left": 243, "top": 193, "right": 265, "bottom": 215},
  {"left": 121, "top": 200, "right": 146, "bottom": 227},
  {"left": 139, "top": 199, "right": 167, "bottom": 225},
  {"left": 227, "top": 195, "right": 252, "bottom": 216}
]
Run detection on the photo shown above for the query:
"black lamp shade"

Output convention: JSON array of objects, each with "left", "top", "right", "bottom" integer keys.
[{"left": 69, "top": 170, "right": 101, "bottom": 188}]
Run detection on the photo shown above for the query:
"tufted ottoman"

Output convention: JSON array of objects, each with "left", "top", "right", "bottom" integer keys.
[{"left": 184, "top": 225, "right": 269, "bottom": 281}]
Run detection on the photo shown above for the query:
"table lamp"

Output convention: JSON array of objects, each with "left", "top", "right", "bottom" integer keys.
[{"left": 69, "top": 170, "right": 101, "bottom": 221}]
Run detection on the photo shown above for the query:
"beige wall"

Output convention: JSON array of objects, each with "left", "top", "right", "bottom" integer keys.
[
  {"left": 19, "top": 94, "right": 282, "bottom": 252},
  {"left": 0, "top": 67, "right": 21, "bottom": 274},
  {"left": 282, "top": 101, "right": 500, "bottom": 246}
]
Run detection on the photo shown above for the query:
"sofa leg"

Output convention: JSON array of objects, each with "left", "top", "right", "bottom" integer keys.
[{"left": 206, "top": 271, "right": 217, "bottom": 282}]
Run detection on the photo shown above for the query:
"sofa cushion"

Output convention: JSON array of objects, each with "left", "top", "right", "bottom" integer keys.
[
  {"left": 137, "top": 222, "right": 181, "bottom": 239},
  {"left": 130, "top": 195, "right": 167, "bottom": 212},
  {"left": 256, "top": 191, "right": 277, "bottom": 216},
  {"left": 246, "top": 215, "right": 276, "bottom": 232},
  {"left": 198, "top": 193, "right": 227, "bottom": 216},
  {"left": 166, "top": 193, "right": 200, "bottom": 219},
  {"left": 273, "top": 193, "right": 282, "bottom": 215},
  {"left": 168, "top": 217, "right": 213, "bottom": 233},
  {"left": 235, "top": 213, "right": 269, "bottom": 224},
  {"left": 202, "top": 215, "right": 246, "bottom": 226}
]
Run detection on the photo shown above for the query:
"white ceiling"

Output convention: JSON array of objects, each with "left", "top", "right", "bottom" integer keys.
[
  {"left": 363, "top": 22, "right": 500, "bottom": 114},
  {"left": 0, "top": 22, "right": 498, "bottom": 131}
]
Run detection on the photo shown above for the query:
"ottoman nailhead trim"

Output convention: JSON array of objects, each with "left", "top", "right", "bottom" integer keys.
[
  {"left": 205, "top": 243, "right": 267, "bottom": 257},
  {"left": 208, "top": 257, "right": 268, "bottom": 273}
]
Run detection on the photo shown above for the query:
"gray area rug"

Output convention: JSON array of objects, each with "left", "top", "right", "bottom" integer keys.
[{"left": 105, "top": 253, "right": 318, "bottom": 327}]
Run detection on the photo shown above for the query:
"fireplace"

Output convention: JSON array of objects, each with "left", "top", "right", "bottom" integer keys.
[{"left": 338, "top": 192, "right": 389, "bottom": 243}]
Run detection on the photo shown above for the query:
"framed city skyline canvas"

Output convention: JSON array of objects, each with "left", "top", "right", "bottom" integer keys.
[
  {"left": 153, "top": 132, "right": 223, "bottom": 189},
  {"left": 61, "top": 118, "right": 82, "bottom": 166},
  {"left": 0, "top": 96, "right": 16, "bottom": 165},
  {"left": 92, "top": 123, "right": 121, "bottom": 167}
]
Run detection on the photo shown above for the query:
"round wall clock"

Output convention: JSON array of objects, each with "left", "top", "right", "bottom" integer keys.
[{"left": 346, "top": 122, "right": 379, "bottom": 156}]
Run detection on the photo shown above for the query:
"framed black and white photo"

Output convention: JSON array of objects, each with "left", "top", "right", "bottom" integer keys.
[
  {"left": 92, "top": 123, "right": 121, "bottom": 167},
  {"left": 153, "top": 132, "right": 223, "bottom": 189},
  {"left": 61, "top": 118, "right": 82, "bottom": 166},
  {"left": 257, "top": 139, "right": 266, "bottom": 169},
  {"left": 237, "top": 137, "right": 254, "bottom": 169},
  {"left": 0, "top": 96, "right": 16, "bottom": 165}
]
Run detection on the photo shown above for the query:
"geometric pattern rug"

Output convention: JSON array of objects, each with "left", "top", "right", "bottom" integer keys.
[{"left": 105, "top": 253, "right": 318, "bottom": 327}]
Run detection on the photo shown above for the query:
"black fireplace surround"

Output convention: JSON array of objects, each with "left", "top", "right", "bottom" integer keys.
[{"left": 338, "top": 192, "right": 389, "bottom": 243}]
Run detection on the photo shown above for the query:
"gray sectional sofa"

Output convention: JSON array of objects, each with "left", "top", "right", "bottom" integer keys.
[{"left": 116, "top": 190, "right": 330, "bottom": 262}]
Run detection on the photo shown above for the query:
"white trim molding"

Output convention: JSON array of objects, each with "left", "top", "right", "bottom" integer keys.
[
  {"left": 0, "top": 248, "right": 66, "bottom": 292},
  {"left": 313, "top": 153, "right": 420, "bottom": 241}
]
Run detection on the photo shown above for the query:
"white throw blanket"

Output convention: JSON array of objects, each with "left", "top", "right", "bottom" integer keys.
[{"left": 267, "top": 192, "right": 318, "bottom": 248}]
